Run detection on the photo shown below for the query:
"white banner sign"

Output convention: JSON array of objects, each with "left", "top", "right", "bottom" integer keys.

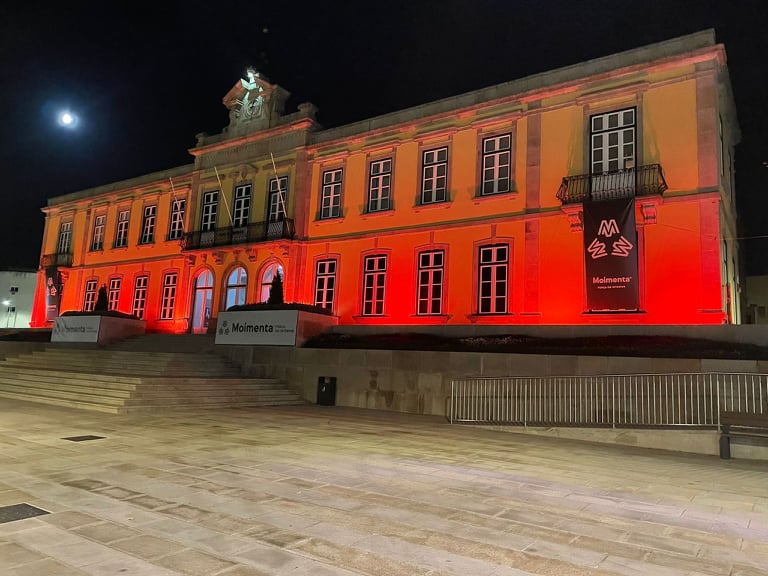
[
  {"left": 51, "top": 316, "right": 101, "bottom": 343},
  {"left": 215, "top": 310, "right": 298, "bottom": 346}
]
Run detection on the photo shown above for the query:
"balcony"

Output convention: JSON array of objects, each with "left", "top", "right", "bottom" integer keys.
[
  {"left": 40, "top": 252, "right": 73, "bottom": 268},
  {"left": 556, "top": 164, "right": 668, "bottom": 205},
  {"left": 181, "top": 218, "right": 296, "bottom": 251}
]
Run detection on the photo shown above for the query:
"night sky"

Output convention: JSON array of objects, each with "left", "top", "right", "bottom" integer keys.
[{"left": 1, "top": 1, "right": 766, "bottom": 272}]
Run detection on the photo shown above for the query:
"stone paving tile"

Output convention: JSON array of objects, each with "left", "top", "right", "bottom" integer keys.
[
  {"left": 3, "top": 558, "right": 89, "bottom": 576},
  {"left": 154, "top": 548, "right": 239, "bottom": 575},
  {"left": 0, "top": 541, "right": 47, "bottom": 567},
  {"left": 72, "top": 521, "right": 141, "bottom": 544},
  {"left": 0, "top": 401, "right": 767, "bottom": 575},
  {"left": 40, "top": 510, "right": 102, "bottom": 530}
]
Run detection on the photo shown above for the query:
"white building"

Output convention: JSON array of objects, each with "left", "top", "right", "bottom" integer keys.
[{"left": 0, "top": 269, "right": 37, "bottom": 329}]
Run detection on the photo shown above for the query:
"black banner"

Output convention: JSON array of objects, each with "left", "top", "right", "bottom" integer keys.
[
  {"left": 44, "top": 266, "right": 62, "bottom": 321},
  {"left": 583, "top": 198, "right": 639, "bottom": 311}
]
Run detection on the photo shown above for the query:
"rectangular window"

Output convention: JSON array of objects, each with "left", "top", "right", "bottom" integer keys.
[
  {"left": 482, "top": 135, "right": 512, "bottom": 195},
  {"left": 417, "top": 250, "right": 444, "bottom": 315},
  {"left": 57, "top": 221, "right": 72, "bottom": 254},
  {"left": 314, "top": 259, "right": 337, "bottom": 311},
  {"left": 320, "top": 169, "right": 342, "bottom": 219},
  {"left": 200, "top": 191, "right": 219, "bottom": 232},
  {"left": 139, "top": 205, "right": 157, "bottom": 244},
  {"left": 362, "top": 255, "right": 387, "bottom": 316},
  {"left": 268, "top": 177, "right": 287, "bottom": 222},
  {"left": 83, "top": 280, "right": 97, "bottom": 312},
  {"left": 168, "top": 198, "right": 186, "bottom": 240},
  {"left": 160, "top": 272, "right": 178, "bottom": 320},
  {"left": 368, "top": 159, "right": 392, "bottom": 212},
  {"left": 114, "top": 210, "right": 130, "bottom": 248},
  {"left": 590, "top": 108, "right": 635, "bottom": 174},
  {"left": 232, "top": 184, "right": 251, "bottom": 228},
  {"left": 108, "top": 277, "right": 121, "bottom": 311},
  {"left": 90, "top": 215, "right": 105, "bottom": 251},
  {"left": 421, "top": 147, "right": 448, "bottom": 204},
  {"left": 478, "top": 244, "right": 508, "bottom": 314},
  {"left": 132, "top": 275, "right": 148, "bottom": 319}
]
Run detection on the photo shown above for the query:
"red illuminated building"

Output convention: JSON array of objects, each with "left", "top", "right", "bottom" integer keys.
[{"left": 32, "top": 30, "right": 741, "bottom": 331}]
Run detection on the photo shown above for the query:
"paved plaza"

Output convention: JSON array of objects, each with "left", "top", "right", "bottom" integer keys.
[{"left": 0, "top": 399, "right": 766, "bottom": 576}]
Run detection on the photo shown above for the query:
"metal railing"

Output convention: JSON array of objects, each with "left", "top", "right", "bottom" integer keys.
[
  {"left": 556, "top": 164, "right": 668, "bottom": 204},
  {"left": 182, "top": 218, "right": 295, "bottom": 250},
  {"left": 40, "top": 252, "right": 73, "bottom": 268},
  {"left": 449, "top": 373, "right": 768, "bottom": 428}
]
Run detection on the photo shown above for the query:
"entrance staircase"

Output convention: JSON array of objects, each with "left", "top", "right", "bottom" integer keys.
[{"left": 0, "top": 334, "right": 305, "bottom": 413}]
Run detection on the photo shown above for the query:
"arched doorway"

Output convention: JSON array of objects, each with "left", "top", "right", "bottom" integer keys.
[
  {"left": 191, "top": 270, "right": 214, "bottom": 333},
  {"left": 259, "top": 262, "right": 284, "bottom": 303}
]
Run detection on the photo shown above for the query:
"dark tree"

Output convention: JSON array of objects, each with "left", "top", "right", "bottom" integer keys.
[
  {"left": 267, "top": 273, "right": 284, "bottom": 304},
  {"left": 94, "top": 285, "right": 109, "bottom": 311}
]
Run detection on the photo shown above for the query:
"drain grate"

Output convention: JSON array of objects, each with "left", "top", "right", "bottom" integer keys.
[
  {"left": 0, "top": 503, "right": 50, "bottom": 524},
  {"left": 62, "top": 435, "right": 106, "bottom": 442}
]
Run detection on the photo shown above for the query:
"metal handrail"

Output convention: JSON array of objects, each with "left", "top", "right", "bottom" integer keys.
[
  {"left": 182, "top": 218, "right": 296, "bottom": 250},
  {"left": 40, "top": 252, "right": 73, "bottom": 268},
  {"left": 556, "top": 164, "right": 668, "bottom": 204},
  {"left": 448, "top": 373, "right": 767, "bottom": 428}
]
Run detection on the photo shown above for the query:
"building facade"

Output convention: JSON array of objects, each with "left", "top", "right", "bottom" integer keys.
[{"left": 31, "top": 30, "right": 742, "bottom": 331}]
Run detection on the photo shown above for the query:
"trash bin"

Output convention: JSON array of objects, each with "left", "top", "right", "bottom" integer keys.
[{"left": 317, "top": 376, "right": 337, "bottom": 406}]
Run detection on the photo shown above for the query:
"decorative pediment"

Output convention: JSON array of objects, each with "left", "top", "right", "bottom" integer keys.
[{"left": 223, "top": 68, "right": 290, "bottom": 134}]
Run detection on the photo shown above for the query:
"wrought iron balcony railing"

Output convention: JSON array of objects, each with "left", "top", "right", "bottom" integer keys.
[
  {"left": 40, "top": 252, "right": 73, "bottom": 268},
  {"left": 556, "top": 164, "right": 668, "bottom": 204},
  {"left": 181, "top": 218, "right": 296, "bottom": 251}
]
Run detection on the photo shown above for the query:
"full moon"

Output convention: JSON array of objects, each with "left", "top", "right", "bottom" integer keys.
[{"left": 57, "top": 110, "right": 78, "bottom": 128}]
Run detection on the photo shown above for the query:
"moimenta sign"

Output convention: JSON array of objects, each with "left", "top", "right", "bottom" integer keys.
[{"left": 583, "top": 197, "right": 640, "bottom": 311}]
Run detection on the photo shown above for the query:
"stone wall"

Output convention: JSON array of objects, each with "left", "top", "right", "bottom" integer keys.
[{"left": 216, "top": 345, "right": 768, "bottom": 417}]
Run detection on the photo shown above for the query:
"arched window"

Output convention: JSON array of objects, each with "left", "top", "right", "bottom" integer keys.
[
  {"left": 191, "top": 270, "right": 214, "bottom": 333},
  {"left": 226, "top": 266, "right": 247, "bottom": 309},
  {"left": 260, "top": 263, "right": 284, "bottom": 303}
]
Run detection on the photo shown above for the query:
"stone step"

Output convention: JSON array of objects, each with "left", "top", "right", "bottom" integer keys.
[
  {"left": 0, "top": 342, "right": 301, "bottom": 413},
  {"left": 0, "top": 385, "right": 128, "bottom": 407},
  {"left": 0, "top": 367, "right": 142, "bottom": 386},
  {"left": 123, "top": 399, "right": 305, "bottom": 413},
  {"left": 0, "top": 360, "right": 243, "bottom": 377},
  {"left": 0, "top": 390, "right": 124, "bottom": 413}
]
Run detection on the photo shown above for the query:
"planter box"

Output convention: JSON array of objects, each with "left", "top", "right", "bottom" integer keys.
[
  {"left": 215, "top": 309, "right": 337, "bottom": 347},
  {"left": 51, "top": 315, "right": 146, "bottom": 345}
]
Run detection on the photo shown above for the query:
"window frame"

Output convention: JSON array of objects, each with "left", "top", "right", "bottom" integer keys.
[
  {"left": 200, "top": 190, "right": 219, "bottom": 232},
  {"left": 139, "top": 204, "right": 157, "bottom": 245},
  {"left": 477, "top": 244, "right": 509, "bottom": 315},
  {"left": 416, "top": 249, "right": 445, "bottom": 316},
  {"left": 57, "top": 221, "right": 72, "bottom": 254},
  {"left": 132, "top": 275, "right": 149, "bottom": 319},
  {"left": 168, "top": 198, "right": 186, "bottom": 240},
  {"left": 314, "top": 258, "right": 338, "bottom": 311},
  {"left": 160, "top": 272, "right": 178, "bottom": 320},
  {"left": 320, "top": 168, "right": 343, "bottom": 219},
  {"left": 108, "top": 277, "right": 122, "bottom": 311},
  {"left": 367, "top": 158, "right": 393, "bottom": 212},
  {"left": 420, "top": 146, "right": 449, "bottom": 205},
  {"left": 83, "top": 279, "right": 98, "bottom": 312},
  {"left": 225, "top": 266, "right": 248, "bottom": 309},
  {"left": 480, "top": 134, "right": 513, "bottom": 196},
  {"left": 90, "top": 215, "right": 106, "bottom": 251},
  {"left": 589, "top": 107, "right": 636, "bottom": 175},
  {"left": 114, "top": 209, "right": 130, "bottom": 248},
  {"left": 361, "top": 254, "right": 388, "bottom": 316},
  {"left": 232, "top": 184, "right": 252, "bottom": 228},
  {"left": 268, "top": 177, "right": 288, "bottom": 222}
]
